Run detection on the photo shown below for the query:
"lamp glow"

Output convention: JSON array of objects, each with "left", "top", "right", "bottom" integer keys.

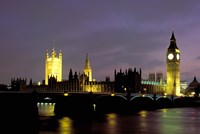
[{"left": 64, "top": 93, "right": 69, "bottom": 96}]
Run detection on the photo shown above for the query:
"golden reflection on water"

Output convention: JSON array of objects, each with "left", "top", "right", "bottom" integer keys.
[
  {"left": 138, "top": 110, "right": 148, "bottom": 131},
  {"left": 106, "top": 113, "right": 118, "bottom": 134},
  {"left": 59, "top": 117, "right": 73, "bottom": 134},
  {"left": 161, "top": 109, "right": 168, "bottom": 118},
  {"left": 139, "top": 110, "right": 147, "bottom": 117},
  {"left": 107, "top": 113, "right": 118, "bottom": 126},
  {"left": 38, "top": 103, "right": 200, "bottom": 134},
  {"left": 162, "top": 108, "right": 167, "bottom": 113}
]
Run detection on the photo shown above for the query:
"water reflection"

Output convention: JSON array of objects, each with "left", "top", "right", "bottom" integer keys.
[
  {"left": 158, "top": 108, "right": 200, "bottom": 134},
  {"left": 138, "top": 110, "right": 148, "bottom": 132},
  {"left": 38, "top": 103, "right": 200, "bottom": 134},
  {"left": 59, "top": 117, "right": 73, "bottom": 134},
  {"left": 139, "top": 110, "right": 147, "bottom": 117},
  {"left": 106, "top": 113, "right": 118, "bottom": 134}
]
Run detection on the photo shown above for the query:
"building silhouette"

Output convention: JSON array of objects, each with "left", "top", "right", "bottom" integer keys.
[
  {"left": 114, "top": 68, "right": 142, "bottom": 93},
  {"left": 166, "top": 31, "right": 180, "bottom": 96},
  {"left": 0, "top": 84, "right": 8, "bottom": 91},
  {"left": 148, "top": 73, "right": 156, "bottom": 81},
  {"left": 186, "top": 77, "right": 199, "bottom": 95},
  {"left": 11, "top": 78, "right": 27, "bottom": 91}
]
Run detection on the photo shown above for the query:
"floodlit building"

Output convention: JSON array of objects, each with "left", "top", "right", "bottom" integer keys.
[
  {"left": 14, "top": 32, "right": 189, "bottom": 95},
  {"left": 83, "top": 54, "right": 93, "bottom": 82},
  {"left": 45, "top": 48, "right": 62, "bottom": 85},
  {"left": 166, "top": 31, "right": 180, "bottom": 96}
]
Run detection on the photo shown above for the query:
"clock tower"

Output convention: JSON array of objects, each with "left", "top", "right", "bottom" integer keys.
[{"left": 166, "top": 31, "right": 180, "bottom": 96}]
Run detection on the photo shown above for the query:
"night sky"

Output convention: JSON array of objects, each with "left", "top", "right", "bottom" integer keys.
[{"left": 1, "top": 0, "right": 200, "bottom": 85}]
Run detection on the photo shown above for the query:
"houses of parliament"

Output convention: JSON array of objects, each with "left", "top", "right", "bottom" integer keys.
[{"left": 10, "top": 32, "right": 189, "bottom": 96}]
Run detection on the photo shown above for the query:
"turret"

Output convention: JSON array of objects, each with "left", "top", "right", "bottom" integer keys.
[
  {"left": 46, "top": 49, "right": 49, "bottom": 59},
  {"left": 69, "top": 69, "right": 73, "bottom": 81},
  {"left": 59, "top": 50, "right": 62, "bottom": 59}
]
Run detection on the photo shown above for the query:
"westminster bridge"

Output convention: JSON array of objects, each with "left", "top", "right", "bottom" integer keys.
[
  {"left": 0, "top": 91, "right": 199, "bottom": 132},
  {"left": 0, "top": 91, "right": 200, "bottom": 117},
  {"left": 34, "top": 91, "right": 199, "bottom": 114}
]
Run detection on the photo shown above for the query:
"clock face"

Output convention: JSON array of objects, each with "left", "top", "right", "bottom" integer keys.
[
  {"left": 168, "top": 54, "right": 174, "bottom": 60},
  {"left": 168, "top": 53, "right": 174, "bottom": 60},
  {"left": 176, "top": 54, "right": 180, "bottom": 60}
]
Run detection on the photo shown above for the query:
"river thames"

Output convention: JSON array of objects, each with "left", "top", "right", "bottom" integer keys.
[{"left": 38, "top": 103, "right": 200, "bottom": 134}]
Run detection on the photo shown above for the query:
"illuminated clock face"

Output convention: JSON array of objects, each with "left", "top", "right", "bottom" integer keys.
[
  {"left": 176, "top": 54, "right": 180, "bottom": 60},
  {"left": 168, "top": 53, "right": 174, "bottom": 60}
]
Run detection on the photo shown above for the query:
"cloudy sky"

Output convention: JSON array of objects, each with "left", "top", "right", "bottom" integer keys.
[{"left": 1, "top": 0, "right": 200, "bottom": 85}]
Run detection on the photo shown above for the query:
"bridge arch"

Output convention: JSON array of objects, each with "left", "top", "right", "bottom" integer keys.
[
  {"left": 173, "top": 97, "right": 195, "bottom": 107},
  {"left": 130, "top": 95, "right": 154, "bottom": 101},
  {"left": 130, "top": 96, "right": 155, "bottom": 111},
  {"left": 95, "top": 95, "right": 128, "bottom": 113},
  {"left": 114, "top": 94, "right": 128, "bottom": 100},
  {"left": 156, "top": 96, "right": 172, "bottom": 101},
  {"left": 54, "top": 95, "right": 94, "bottom": 116},
  {"left": 173, "top": 96, "right": 182, "bottom": 100},
  {"left": 156, "top": 97, "right": 173, "bottom": 108},
  {"left": 95, "top": 94, "right": 127, "bottom": 101}
]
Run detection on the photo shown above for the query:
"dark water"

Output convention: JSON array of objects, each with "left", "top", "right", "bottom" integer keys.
[{"left": 38, "top": 103, "right": 200, "bottom": 134}]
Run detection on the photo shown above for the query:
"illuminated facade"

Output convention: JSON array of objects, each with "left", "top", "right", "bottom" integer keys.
[
  {"left": 45, "top": 48, "right": 62, "bottom": 85},
  {"left": 18, "top": 33, "right": 185, "bottom": 94},
  {"left": 142, "top": 72, "right": 165, "bottom": 94},
  {"left": 25, "top": 69, "right": 114, "bottom": 93},
  {"left": 141, "top": 80, "right": 165, "bottom": 94},
  {"left": 166, "top": 32, "right": 180, "bottom": 96},
  {"left": 84, "top": 54, "right": 92, "bottom": 81}
]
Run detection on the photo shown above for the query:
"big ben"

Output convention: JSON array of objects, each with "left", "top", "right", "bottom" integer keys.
[{"left": 166, "top": 31, "right": 180, "bottom": 96}]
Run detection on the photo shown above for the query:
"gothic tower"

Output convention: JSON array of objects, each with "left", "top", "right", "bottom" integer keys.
[
  {"left": 45, "top": 48, "right": 62, "bottom": 85},
  {"left": 166, "top": 31, "right": 180, "bottom": 96},
  {"left": 84, "top": 54, "right": 92, "bottom": 81}
]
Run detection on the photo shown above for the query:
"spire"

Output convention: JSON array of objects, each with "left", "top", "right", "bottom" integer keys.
[
  {"left": 85, "top": 53, "right": 91, "bottom": 69},
  {"left": 69, "top": 69, "right": 73, "bottom": 81},
  {"left": 168, "top": 31, "right": 178, "bottom": 49},
  {"left": 83, "top": 53, "right": 92, "bottom": 81},
  {"left": 170, "top": 31, "right": 176, "bottom": 41},
  {"left": 194, "top": 76, "right": 197, "bottom": 82},
  {"left": 46, "top": 49, "right": 49, "bottom": 59},
  {"left": 52, "top": 40, "right": 56, "bottom": 49}
]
